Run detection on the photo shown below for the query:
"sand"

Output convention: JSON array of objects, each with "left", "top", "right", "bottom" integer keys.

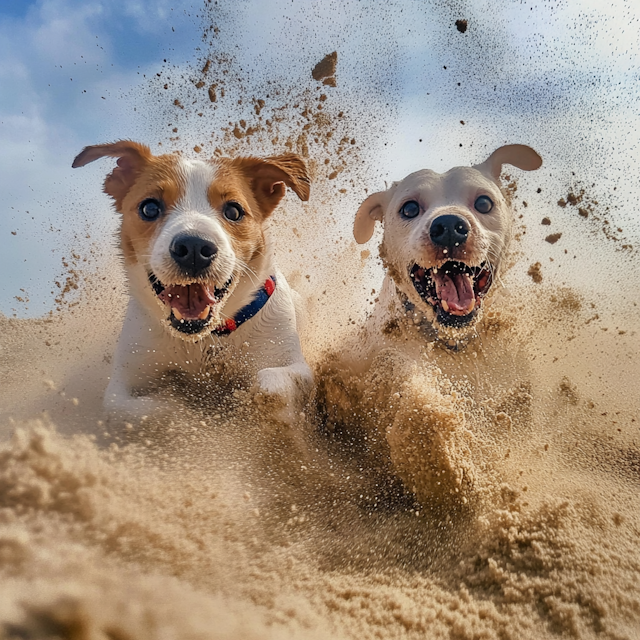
[
  {"left": 2, "top": 6, "right": 640, "bottom": 639},
  {"left": 1, "top": 261, "right": 639, "bottom": 640}
]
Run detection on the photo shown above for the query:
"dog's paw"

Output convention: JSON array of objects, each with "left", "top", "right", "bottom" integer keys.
[{"left": 253, "top": 365, "right": 312, "bottom": 426}]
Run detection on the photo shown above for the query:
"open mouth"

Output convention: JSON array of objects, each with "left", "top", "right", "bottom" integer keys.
[
  {"left": 409, "top": 260, "right": 493, "bottom": 328},
  {"left": 148, "top": 273, "right": 232, "bottom": 334}
]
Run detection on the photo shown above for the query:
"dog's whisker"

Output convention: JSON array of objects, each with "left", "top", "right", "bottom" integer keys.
[
  {"left": 485, "top": 250, "right": 505, "bottom": 289},
  {"left": 234, "top": 260, "right": 260, "bottom": 285},
  {"left": 236, "top": 256, "right": 260, "bottom": 275}
]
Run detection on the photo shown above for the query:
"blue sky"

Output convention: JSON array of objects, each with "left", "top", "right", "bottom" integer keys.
[
  {"left": 0, "top": 0, "right": 198, "bottom": 315},
  {"left": 1, "top": 0, "right": 640, "bottom": 316}
]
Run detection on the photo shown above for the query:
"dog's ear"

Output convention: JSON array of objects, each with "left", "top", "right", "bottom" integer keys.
[
  {"left": 476, "top": 144, "right": 542, "bottom": 181},
  {"left": 233, "top": 153, "right": 310, "bottom": 217},
  {"left": 354, "top": 190, "right": 389, "bottom": 244},
  {"left": 72, "top": 141, "right": 152, "bottom": 206}
]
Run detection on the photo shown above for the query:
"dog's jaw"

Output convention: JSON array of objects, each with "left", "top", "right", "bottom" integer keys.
[
  {"left": 379, "top": 245, "right": 497, "bottom": 343},
  {"left": 408, "top": 260, "right": 493, "bottom": 328},
  {"left": 380, "top": 246, "right": 494, "bottom": 348},
  {"left": 148, "top": 271, "right": 237, "bottom": 339}
]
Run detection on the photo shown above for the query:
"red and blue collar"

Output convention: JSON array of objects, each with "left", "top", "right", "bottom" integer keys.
[{"left": 212, "top": 275, "right": 276, "bottom": 336}]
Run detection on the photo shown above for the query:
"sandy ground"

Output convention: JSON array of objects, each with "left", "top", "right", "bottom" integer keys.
[{"left": 0, "top": 223, "right": 639, "bottom": 640}]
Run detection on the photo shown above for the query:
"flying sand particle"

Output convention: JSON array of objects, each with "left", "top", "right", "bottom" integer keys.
[
  {"left": 545, "top": 232, "right": 562, "bottom": 244},
  {"left": 455, "top": 19, "right": 468, "bottom": 33}
]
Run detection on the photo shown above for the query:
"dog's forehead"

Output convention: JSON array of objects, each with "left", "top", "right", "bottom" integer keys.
[
  {"left": 391, "top": 165, "right": 498, "bottom": 204},
  {"left": 441, "top": 166, "right": 500, "bottom": 196},
  {"left": 394, "top": 168, "right": 440, "bottom": 195},
  {"left": 166, "top": 156, "right": 248, "bottom": 214},
  {"left": 133, "top": 155, "right": 223, "bottom": 207},
  {"left": 175, "top": 157, "right": 219, "bottom": 194}
]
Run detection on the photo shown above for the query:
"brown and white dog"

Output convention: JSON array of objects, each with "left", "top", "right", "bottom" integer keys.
[{"left": 72, "top": 141, "right": 313, "bottom": 425}]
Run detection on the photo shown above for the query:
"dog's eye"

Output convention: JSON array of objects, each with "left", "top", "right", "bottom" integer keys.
[
  {"left": 223, "top": 202, "right": 244, "bottom": 222},
  {"left": 474, "top": 195, "right": 493, "bottom": 214},
  {"left": 399, "top": 200, "right": 420, "bottom": 219},
  {"left": 138, "top": 198, "right": 163, "bottom": 221}
]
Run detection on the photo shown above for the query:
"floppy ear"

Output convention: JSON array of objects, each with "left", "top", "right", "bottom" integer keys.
[
  {"left": 72, "top": 140, "right": 152, "bottom": 206},
  {"left": 233, "top": 153, "right": 310, "bottom": 217},
  {"left": 354, "top": 190, "right": 388, "bottom": 244},
  {"left": 475, "top": 144, "right": 542, "bottom": 181}
]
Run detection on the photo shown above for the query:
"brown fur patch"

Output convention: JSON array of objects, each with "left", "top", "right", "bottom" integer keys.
[
  {"left": 118, "top": 154, "right": 186, "bottom": 265},
  {"left": 207, "top": 160, "right": 267, "bottom": 266},
  {"left": 72, "top": 141, "right": 154, "bottom": 210},
  {"left": 229, "top": 154, "right": 310, "bottom": 217}
]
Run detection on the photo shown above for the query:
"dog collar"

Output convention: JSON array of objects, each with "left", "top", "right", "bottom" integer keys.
[{"left": 211, "top": 276, "right": 276, "bottom": 336}]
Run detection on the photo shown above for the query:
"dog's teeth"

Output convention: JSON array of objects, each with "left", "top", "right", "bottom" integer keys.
[
  {"left": 198, "top": 305, "right": 211, "bottom": 320},
  {"left": 441, "top": 300, "right": 449, "bottom": 312},
  {"left": 467, "top": 298, "right": 476, "bottom": 313},
  {"left": 173, "top": 308, "right": 183, "bottom": 321}
]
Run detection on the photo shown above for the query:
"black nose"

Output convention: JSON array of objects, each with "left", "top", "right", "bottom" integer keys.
[
  {"left": 170, "top": 234, "right": 218, "bottom": 276},
  {"left": 429, "top": 214, "right": 470, "bottom": 248}
]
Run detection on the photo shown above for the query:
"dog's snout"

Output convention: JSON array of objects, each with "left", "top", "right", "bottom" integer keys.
[
  {"left": 429, "top": 214, "right": 470, "bottom": 248},
  {"left": 170, "top": 234, "right": 218, "bottom": 276}
]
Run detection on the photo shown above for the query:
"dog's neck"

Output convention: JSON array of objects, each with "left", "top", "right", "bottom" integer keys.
[{"left": 219, "top": 249, "right": 274, "bottom": 322}]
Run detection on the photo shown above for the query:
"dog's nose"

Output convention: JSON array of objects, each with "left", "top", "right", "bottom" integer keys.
[
  {"left": 170, "top": 234, "right": 218, "bottom": 276},
  {"left": 429, "top": 214, "right": 470, "bottom": 248}
]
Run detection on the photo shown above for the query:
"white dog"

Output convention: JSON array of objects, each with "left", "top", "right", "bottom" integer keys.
[
  {"left": 319, "top": 145, "right": 542, "bottom": 505},
  {"left": 353, "top": 144, "right": 542, "bottom": 353},
  {"left": 73, "top": 141, "right": 313, "bottom": 425}
]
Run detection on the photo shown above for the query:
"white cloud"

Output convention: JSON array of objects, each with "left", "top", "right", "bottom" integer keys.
[{"left": 0, "top": 0, "right": 193, "bottom": 316}]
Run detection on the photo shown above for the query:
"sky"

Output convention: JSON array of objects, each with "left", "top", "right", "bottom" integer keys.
[
  {"left": 0, "top": 0, "right": 199, "bottom": 315},
  {"left": 1, "top": 0, "right": 640, "bottom": 316}
]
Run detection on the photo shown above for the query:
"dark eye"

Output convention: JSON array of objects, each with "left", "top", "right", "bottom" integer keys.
[
  {"left": 474, "top": 195, "right": 493, "bottom": 214},
  {"left": 399, "top": 200, "right": 420, "bottom": 219},
  {"left": 223, "top": 202, "right": 244, "bottom": 222},
  {"left": 138, "top": 198, "right": 163, "bottom": 221}
]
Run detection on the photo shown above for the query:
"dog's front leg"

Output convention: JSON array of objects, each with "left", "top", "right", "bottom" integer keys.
[
  {"left": 104, "top": 299, "right": 174, "bottom": 423},
  {"left": 254, "top": 360, "right": 314, "bottom": 426}
]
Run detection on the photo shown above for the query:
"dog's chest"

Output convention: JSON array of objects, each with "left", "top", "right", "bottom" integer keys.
[
  {"left": 166, "top": 334, "right": 251, "bottom": 378},
  {"left": 365, "top": 280, "right": 528, "bottom": 402}
]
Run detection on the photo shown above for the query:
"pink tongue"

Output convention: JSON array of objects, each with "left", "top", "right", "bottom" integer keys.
[
  {"left": 432, "top": 271, "right": 475, "bottom": 315},
  {"left": 158, "top": 283, "right": 216, "bottom": 320}
]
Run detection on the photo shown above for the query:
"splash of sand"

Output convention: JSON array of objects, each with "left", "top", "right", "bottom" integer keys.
[
  {"left": 2, "top": 7, "right": 640, "bottom": 639},
  {"left": 1, "top": 248, "right": 640, "bottom": 640}
]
